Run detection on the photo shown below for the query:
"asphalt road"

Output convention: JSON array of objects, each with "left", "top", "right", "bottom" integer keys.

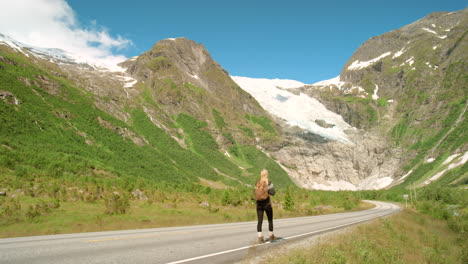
[{"left": 0, "top": 200, "right": 400, "bottom": 264}]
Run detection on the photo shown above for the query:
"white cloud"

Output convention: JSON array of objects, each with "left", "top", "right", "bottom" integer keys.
[{"left": 0, "top": 0, "right": 131, "bottom": 71}]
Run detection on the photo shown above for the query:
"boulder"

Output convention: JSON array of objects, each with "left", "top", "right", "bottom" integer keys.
[{"left": 131, "top": 189, "right": 148, "bottom": 200}]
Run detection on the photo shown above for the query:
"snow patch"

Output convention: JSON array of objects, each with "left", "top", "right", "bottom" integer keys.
[
  {"left": 425, "top": 62, "right": 438, "bottom": 69},
  {"left": 422, "top": 28, "right": 438, "bottom": 35},
  {"left": 372, "top": 85, "right": 379, "bottom": 100},
  {"left": 0, "top": 38, "right": 30, "bottom": 57},
  {"left": 387, "top": 99, "right": 394, "bottom": 103},
  {"left": 400, "top": 57, "right": 415, "bottom": 67},
  {"left": 124, "top": 79, "right": 137, "bottom": 88},
  {"left": 347, "top": 52, "right": 391, "bottom": 71},
  {"left": 431, "top": 24, "right": 436, "bottom": 28},
  {"left": 309, "top": 176, "right": 394, "bottom": 191},
  {"left": 310, "top": 180, "right": 358, "bottom": 191},
  {"left": 188, "top": 73, "right": 200, "bottom": 80},
  {"left": 433, "top": 45, "right": 438, "bottom": 50},
  {"left": 399, "top": 170, "right": 413, "bottom": 181},
  {"left": 442, "top": 153, "right": 460, "bottom": 165},
  {"left": 359, "top": 176, "right": 394, "bottom": 190},
  {"left": 422, "top": 28, "right": 447, "bottom": 39},
  {"left": 313, "top": 76, "right": 344, "bottom": 87},
  {"left": 392, "top": 48, "right": 405, "bottom": 58},
  {"left": 116, "top": 75, "right": 138, "bottom": 89},
  {"left": 426, "top": 158, "right": 435, "bottom": 163},
  {"left": 232, "top": 76, "right": 353, "bottom": 143},
  {"left": 312, "top": 76, "right": 366, "bottom": 96},
  {"left": 424, "top": 152, "right": 468, "bottom": 185}
]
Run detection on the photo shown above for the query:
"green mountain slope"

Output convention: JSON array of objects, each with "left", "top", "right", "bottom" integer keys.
[
  {"left": 0, "top": 42, "right": 293, "bottom": 190},
  {"left": 297, "top": 9, "right": 467, "bottom": 189}
]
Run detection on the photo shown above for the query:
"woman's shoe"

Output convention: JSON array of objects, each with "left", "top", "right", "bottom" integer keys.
[
  {"left": 269, "top": 235, "right": 277, "bottom": 242},
  {"left": 258, "top": 237, "right": 265, "bottom": 243}
]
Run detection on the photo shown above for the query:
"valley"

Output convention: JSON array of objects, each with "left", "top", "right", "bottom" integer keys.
[{"left": 0, "top": 5, "right": 466, "bottom": 263}]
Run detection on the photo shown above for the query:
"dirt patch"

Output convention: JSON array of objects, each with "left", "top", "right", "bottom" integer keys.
[{"left": 198, "top": 177, "right": 230, "bottom": 189}]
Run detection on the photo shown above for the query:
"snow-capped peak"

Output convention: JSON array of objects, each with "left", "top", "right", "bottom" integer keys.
[{"left": 0, "top": 33, "right": 126, "bottom": 72}]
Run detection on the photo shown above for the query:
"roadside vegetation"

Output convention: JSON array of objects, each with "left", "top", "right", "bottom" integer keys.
[
  {"left": 262, "top": 208, "right": 465, "bottom": 264},
  {"left": 0, "top": 45, "right": 368, "bottom": 238},
  {"left": 256, "top": 186, "right": 467, "bottom": 263},
  {"left": 0, "top": 176, "right": 372, "bottom": 238}
]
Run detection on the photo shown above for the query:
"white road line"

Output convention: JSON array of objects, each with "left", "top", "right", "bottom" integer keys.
[{"left": 166, "top": 205, "right": 399, "bottom": 264}]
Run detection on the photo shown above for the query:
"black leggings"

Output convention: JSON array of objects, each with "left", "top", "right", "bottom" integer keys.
[{"left": 257, "top": 203, "right": 273, "bottom": 232}]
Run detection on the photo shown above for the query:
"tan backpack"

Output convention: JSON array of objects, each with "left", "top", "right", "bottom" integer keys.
[{"left": 254, "top": 180, "right": 269, "bottom": 201}]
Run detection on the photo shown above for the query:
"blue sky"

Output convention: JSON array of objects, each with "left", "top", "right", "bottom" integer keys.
[{"left": 2, "top": 1, "right": 467, "bottom": 83}]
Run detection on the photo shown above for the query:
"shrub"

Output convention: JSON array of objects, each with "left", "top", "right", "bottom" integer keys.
[
  {"left": 377, "top": 97, "right": 387, "bottom": 107},
  {"left": 221, "top": 190, "right": 231, "bottom": 206},
  {"left": 283, "top": 187, "right": 295, "bottom": 211},
  {"left": 212, "top": 109, "right": 226, "bottom": 130},
  {"left": 104, "top": 192, "right": 130, "bottom": 215},
  {"left": 26, "top": 205, "right": 40, "bottom": 219},
  {"left": 0, "top": 198, "right": 21, "bottom": 223}
]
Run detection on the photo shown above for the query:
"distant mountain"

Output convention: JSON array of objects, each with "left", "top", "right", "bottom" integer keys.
[
  {"left": 1, "top": 8, "right": 466, "bottom": 192},
  {"left": 233, "top": 8, "right": 467, "bottom": 190},
  {"left": 0, "top": 34, "right": 293, "bottom": 189}
]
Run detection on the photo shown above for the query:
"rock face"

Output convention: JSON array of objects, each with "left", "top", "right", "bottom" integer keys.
[
  {"left": 270, "top": 130, "right": 403, "bottom": 190},
  {"left": 0, "top": 32, "right": 294, "bottom": 189},
  {"left": 0, "top": 91, "right": 19, "bottom": 105},
  {"left": 238, "top": 8, "right": 467, "bottom": 190},
  {"left": 122, "top": 38, "right": 266, "bottom": 118},
  {"left": 120, "top": 38, "right": 274, "bottom": 146},
  {"left": 296, "top": 10, "right": 467, "bottom": 130},
  {"left": 1, "top": 9, "right": 465, "bottom": 191}
]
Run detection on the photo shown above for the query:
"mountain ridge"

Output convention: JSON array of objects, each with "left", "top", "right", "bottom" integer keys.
[
  {"left": 233, "top": 8, "right": 467, "bottom": 190},
  {"left": 0, "top": 8, "right": 466, "bottom": 191},
  {"left": 0, "top": 33, "right": 294, "bottom": 190}
]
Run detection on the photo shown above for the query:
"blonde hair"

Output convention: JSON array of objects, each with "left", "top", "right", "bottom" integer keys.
[{"left": 260, "top": 169, "right": 269, "bottom": 184}]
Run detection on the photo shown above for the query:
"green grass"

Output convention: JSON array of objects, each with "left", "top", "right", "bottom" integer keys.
[
  {"left": 0, "top": 178, "right": 370, "bottom": 238},
  {"left": 258, "top": 209, "right": 465, "bottom": 264},
  {"left": 212, "top": 108, "right": 227, "bottom": 130},
  {"left": 175, "top": 113, "right": 244, "bottom": 180},
  {"left": 147, "top": 56, "right": 172, "bottom": 71},
  {"left": 245, "top": 114, "right": 276, "bottom": 134},
  {"left": 239, "top": 126, "right": 255, "bottom": 138},
  {"left": 0, "top": 47, "right": 293, "bottom": 190}
]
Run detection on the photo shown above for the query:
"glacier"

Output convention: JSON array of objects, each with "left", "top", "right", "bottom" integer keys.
[{"left": 231, "top": 76, "right": 354, "bottom": 143}]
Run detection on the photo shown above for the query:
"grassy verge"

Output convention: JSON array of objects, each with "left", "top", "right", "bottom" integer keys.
[
  {"left": 0, "top": 180, "right": 373, "bottom": 238},
  {"left": 259, "top": 208, "right": 466, "bottom": 264}
]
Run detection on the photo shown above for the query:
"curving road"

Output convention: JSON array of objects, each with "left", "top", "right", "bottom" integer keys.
[{"left": 0, "top": 201, "right": 400, "bottom": 264}]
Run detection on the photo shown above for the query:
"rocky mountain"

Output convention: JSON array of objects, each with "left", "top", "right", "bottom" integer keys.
[
  {"left": 0, "top": 8, "right": 466, "bottom": 192},
  {"left": 232, "top": 77, "right": 404, "bottom": 190},
  {"left": 0, "top": 34, "right": 293, "bottom": 189},
  {"left": 233, "top": 9, "right": 467, "bottom": 190}
]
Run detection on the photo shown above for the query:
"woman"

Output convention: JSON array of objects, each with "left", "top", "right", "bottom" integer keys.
[{"left": 255, "top": 169, "right": 276, "bottom": 243}]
